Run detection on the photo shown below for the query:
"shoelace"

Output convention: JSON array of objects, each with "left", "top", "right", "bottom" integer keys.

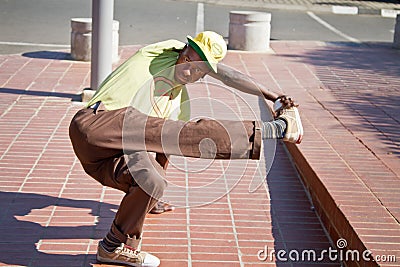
[{"left": 115, "top": 245, "right": 144, "bottom": 262}]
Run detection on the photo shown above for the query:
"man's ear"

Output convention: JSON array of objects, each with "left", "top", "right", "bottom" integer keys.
[
  {"left": 175, "top": 44, "right": 188, "bottom": 56},
  {"left": 182, "top": 44, "right": 190, "bottom": 54}
]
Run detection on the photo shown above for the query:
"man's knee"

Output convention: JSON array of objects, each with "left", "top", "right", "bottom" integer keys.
[
  {"left": 133, "top": 169, "right": 167, "bottom": 199},
  {"left": 126, "top": 152, "right": 167, "bottom": 198}
]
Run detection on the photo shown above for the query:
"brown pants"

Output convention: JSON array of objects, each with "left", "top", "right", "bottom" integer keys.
[{"left": 69, "top": 104, "right": 261, "bottom": 241}]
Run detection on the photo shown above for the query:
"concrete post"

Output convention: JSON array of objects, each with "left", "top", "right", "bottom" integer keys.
[
  {"left": 394, "top": 14, "right": 400, "bottom": 49},
  {"left": 71, "top": 18, "right": 119, "bottom": 63},
  {"left": 91, "top": 0, "right": 114, "bottom": 90},
  {"left": 71, "top": 18, "right": 92, "bottom": 61},
  {"left": 228, "top": 11, "right": 271, "bottom": 51}
]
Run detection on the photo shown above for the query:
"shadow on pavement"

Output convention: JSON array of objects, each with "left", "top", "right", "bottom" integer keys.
[
  {"left": 254, "top": 93, "right": 336, "bottom": 264},
  {"left": 287, "top": 42, "right": 400, "bottom": 79},
  {"left": 22, "top": 51, "right": 74, "bottom": 60},
  {"left": 285, "top": 42, "right": 400, "bottom": 157},
  {"left": 265, "top": 144, "right": 339, "bottom": 265},
  {"left": 0, "top": 87, "right": 81, "bottom": 101},
  {"left": 0, "top": 191, "right": 117, "bottom": 266}
]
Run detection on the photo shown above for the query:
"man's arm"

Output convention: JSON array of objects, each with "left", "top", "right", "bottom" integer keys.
[{"left": 208, "top": 63, "right": 281, "bottom": 102}]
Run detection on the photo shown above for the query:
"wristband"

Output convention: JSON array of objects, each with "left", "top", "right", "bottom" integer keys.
[{"left": 273, "top": 99, "right": 283, "bottom": 112}]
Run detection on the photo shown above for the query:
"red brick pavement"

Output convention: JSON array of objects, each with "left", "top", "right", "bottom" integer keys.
[
  {"left": 0, "top": 41, "right": 398, "bottom": 267},
  {"left": 264, "top": 41, "right": 400, "bottom": 266}
]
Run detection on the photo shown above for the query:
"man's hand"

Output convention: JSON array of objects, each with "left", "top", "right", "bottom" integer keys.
[{"left": 273, "top": 95, "right": 299, "bottom": 117}]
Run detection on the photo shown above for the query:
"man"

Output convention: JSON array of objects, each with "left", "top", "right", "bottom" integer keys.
[
  {"left": 69, "top": 31, "right": 303, "bottom": 266},
  {"left": 87, "top": 31, "right": 298, "bottom": 212}
]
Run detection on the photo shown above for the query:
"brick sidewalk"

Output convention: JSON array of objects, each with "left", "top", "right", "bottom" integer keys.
[
  {"left": 0, "top": 46, "right": 337, "bottom": 267},
  {"left": 0, "top": 40, "right": 399, "bottom": 267},
  {"left": 264, "top": 41, "right": 400, "bottom": 266}
]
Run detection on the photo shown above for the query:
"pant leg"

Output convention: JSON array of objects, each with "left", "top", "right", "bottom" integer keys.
[
  {"left": 69, "top": 109, "right": 167, "bottom": 240},
  {"left": 123, "top": 106, "right": 261, "bottom": 159},
  {"left": 97, "top": 154, "right": 169, "bottom": 239},
  {"left": 69, "top": 106, "right": 261, "bottom": 166},
  {"left": 85, "top": 150, "right": 167, "bottom": 241}
]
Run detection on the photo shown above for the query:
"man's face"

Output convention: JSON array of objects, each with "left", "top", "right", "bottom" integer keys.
[{"left": 174, "top": 45, "right": 211, "bottom": 84}]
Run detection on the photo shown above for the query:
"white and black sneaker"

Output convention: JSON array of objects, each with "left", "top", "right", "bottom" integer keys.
[{"left": 278, "top": 106, "right": 304, "bottom": 144}]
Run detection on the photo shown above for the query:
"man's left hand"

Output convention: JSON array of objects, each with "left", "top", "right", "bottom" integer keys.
[{"left": 273, "top": 95, "right": 299, "bottom": 116}]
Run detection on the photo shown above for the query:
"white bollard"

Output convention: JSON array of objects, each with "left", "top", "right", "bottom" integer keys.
[
  {"left": 71, "top": 18, "right": 92, "bottom": 61},
  {"left": 394, "top": 14, "right": 400, "bottom": 49},
  {"left": 70, "top": 18, "right": 120, "bottom": 62},
  {"left": 228, "top": 11, "right": 271, "bottom": 51}
]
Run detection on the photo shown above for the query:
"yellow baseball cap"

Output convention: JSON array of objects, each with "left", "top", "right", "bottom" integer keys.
[{"left": 187, "top": 31, "right": 227, "bottom": 73}]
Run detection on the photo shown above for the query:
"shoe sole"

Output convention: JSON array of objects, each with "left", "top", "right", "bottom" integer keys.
[
  {"left": 97, "top": 255, "right": 159, "bottom": 267},
  {"left": 293, "top": 107, "right": 303, "bottom": 144},
  {"left": 283, "top": 107, "right": 303, "bottom": 144}
]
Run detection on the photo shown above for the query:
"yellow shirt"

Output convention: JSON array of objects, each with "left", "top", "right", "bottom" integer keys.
[{"left": 87, "top": 40, "right": 190, "bottom": 121}]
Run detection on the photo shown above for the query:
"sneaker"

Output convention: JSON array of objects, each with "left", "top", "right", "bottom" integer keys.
[
  {"left": 278, "top": 106, "right": 304, "bottom": 144},
  {"left": 97, "top": 241, "right": 160, "bottom": 267}
]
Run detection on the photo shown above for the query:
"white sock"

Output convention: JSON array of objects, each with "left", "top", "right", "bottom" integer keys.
[{"left": 261, "top": 119, "right": 286, "bottom": 139}]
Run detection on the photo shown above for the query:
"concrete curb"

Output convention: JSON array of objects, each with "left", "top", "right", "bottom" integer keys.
[
  {"left": 330, "top": 5, "right": 400, "bottom": 17},
  {"left": 284, "top": 142, "right": 378, "bottom": 267},
  {"left": 381, "top": 8, "right": 400, "bottom": 18}
]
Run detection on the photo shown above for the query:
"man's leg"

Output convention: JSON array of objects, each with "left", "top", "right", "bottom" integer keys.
[
  {"left": 88, "top": 151, "right": 165, "bottom": 266},
  {"left": 94, "top": 151, "right": 166, "bottom": 237},
  {"left": 69, "top": 106, "right": 260, "bottom": 163},
  {"left": 155, "top": 153, "right": 169, "bottom": 170},
  {"left": 122, "top": 108, "right": 261, "bottom": 159},
  {"left": 69, "top": 109, "right": 168, "bottom": 266},
  {"left": 150, "top": 153, "right": 175, "bottom": 214},
  {"left": 69, "top": 105, "right": 261, "bottom": 163}
]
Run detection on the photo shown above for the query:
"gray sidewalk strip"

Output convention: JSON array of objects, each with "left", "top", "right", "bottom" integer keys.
[{"left": 177, "top": 0, "right": 400, "bottom": 17}]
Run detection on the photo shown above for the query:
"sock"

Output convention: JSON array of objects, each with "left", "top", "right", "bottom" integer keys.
[
  {"left": 261, "top": 119, "right": 287, "bottom": 139},
  {"left": 101, "top": 230, "right": 123, "bottom": 252}
]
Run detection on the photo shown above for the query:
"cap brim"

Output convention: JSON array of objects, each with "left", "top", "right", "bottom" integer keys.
[{"left": 187, "top": 36, "right": 218, "bottom": 73}]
